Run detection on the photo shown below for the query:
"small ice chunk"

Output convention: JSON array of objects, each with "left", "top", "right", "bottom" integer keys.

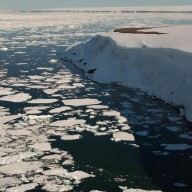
[
  {"left": 49, "top": 59, "right": 57, "bottom": 64},
  {"left": 167, "top": 127, "right": 181, "bottom": 132},
  {"left": 43, "top": 89, "right": 58, "bottom": 95},
  {"left": 62, "top": 159, "right": 74, "bottom": 165},
  {"left": 43, "top": 168, "right": 68, "bottom": 176},
  {"left": 68, "top": 171, "right": 93, "bottom": 180},
  {"left": 87, "top": 105, "right": 109, "bottom": 109},
  {"left": 0, "top": 93, "right": 31, "bottom": 102},
  {"left": 174, "top": 183, "right": 187, "bottom": 187},
  {"left": 58, "top": 84, "right": 77, "bottom": 89},
  {"left": 121, "top": 125, "right": 130, "bottom": 131},
  {"left": 103, "top": 110, "right": 120, "bottom": 116},
  {"left": 50, "top": 119, "right": 85, "bottom": 127},
  {"left": 42, "top": 183, "right": 73, "bottom": 192},
  {"left": 42, "top": 154, "right": 62, "bottom": 160},
  {"left": 61, "top": 134, "right": 81, "bottom": 140},
  {"left": 63, "top": 98, "right": 101, "bottom": 106},
  {"left": 23, "top": 115, "right": 53, "bottom": 125},
  {"left": 179, "top": 133, "right": 192, "bottom": 140},
  {"left": 6, "top": 183, "right": 38, "bottom": 192},
  {"left": 28, "top": 75, "right": 45, "bottom": 80},
  {"left": 0, "top": 47, "right": 8, "bottom": 51},
  {"left": 161, "top": 144, "right": 192, "bottom": 150},
  {"left": 0, "top": 88, "right": 16, "bottom": 96},
  {"left": 0, "top": 177, "right": 21, "bottom": 188},
  {"left": 6, "top": 129, "right": 31, "bottom": 136},
  {"left": 113, "top": 132, "right": 135, "bottom": 142},
  {"left": 30, "top": 142, "right": 52, "bottom": 152},
  {"left": 0, "top": 161, "right": 42, "bottom": 175},
  {"left": 135, "top": 131, "right": 149, "bottom": 136},
  {"left": 37, "top": 67, "right": 53, "bottom": 71},
  {"left": 49, "top": 106, "right": 71, "bottom": 114},
  {"left": 14, "top": 52, "right": 26, "bottom": 54},
  {"left": 123, "top": 189, "right": 162, "bottom": 192},
  {"left": 28, "top": 99, "right": 57, "bottom": 104},
  {"left": 0, "top": 152, "right": 36, "bottom": 165},
  {"left": 16, "top": 63, "right": 28, "bottom": 65}
]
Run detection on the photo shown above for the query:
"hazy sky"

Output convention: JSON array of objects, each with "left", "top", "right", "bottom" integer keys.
[{"left": 0, "top": 0, "right": 192, "bottom": 10}]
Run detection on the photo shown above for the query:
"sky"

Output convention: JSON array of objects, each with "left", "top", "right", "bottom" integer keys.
[{"left": 0, "top": 0, "right": 192, "bottom": 10}]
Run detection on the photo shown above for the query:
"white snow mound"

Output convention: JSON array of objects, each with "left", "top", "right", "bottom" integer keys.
[{"left": 64, "top": 25, "right": 192, "bottom": 122}]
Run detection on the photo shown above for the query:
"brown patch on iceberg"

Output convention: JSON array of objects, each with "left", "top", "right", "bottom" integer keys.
[{"left": 114, "top": 27, "right": 167, "bottom": 34}]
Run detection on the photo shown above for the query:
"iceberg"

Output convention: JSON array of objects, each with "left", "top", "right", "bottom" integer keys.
[{"left": 64, "top": 25, "right": 192, "bottom": 122}]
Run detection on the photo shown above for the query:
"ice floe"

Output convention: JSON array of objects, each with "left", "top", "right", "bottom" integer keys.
[
  {"left": 6, "top": 129, "right": 31, "bottom": 136},
  {"left": 123, "top": 189, "right": 162, "bottom": 192},
  {"left": 174, "top": 182, "right": 187, "bottom": 187},
  {"left": 0, "top": 161, "right": 42, "bottom": 175},
  {"left": 113, "top": 132, "right": 135, "bottom": 142},
  {"left": 0, "top": 152, "right": 36, "bottom": 165},
  {"left": 68, "top": 170, "right": 93, "bottom": 180},
  {"left": 6, "top": 183, "right": 38, "bottom": 192},
  {"left": 30, "top": 142, "right": 52, "bottom": 152},
  {"left": 28, "top": 99, "right": 57, "bottom": 104},
  {"left": 0, "top": 177, "right": 21, "bottom": 188},
  {"left": 49, "top": 59, "right": 57, "bottom": 64},
  {"left": 63, "top": 98, "right": 101, "bottom": 106},
  {"left": 103, "top": 110, "right": 120, "bottom": 116},
  {"left": 50, "top": 118, "right": 86, "bottom": 127},
  {"left": 0, "top": 47, "right": 8, "bottom": 51},
  {"left": 23, "top": 115, "right": 53, "bottom": 125},
  {"left": 0, "top": 93, "right": 31, "bottom": 102},
  {"left": 161, "top": 144, "right": 192, "bottom": 151},
  {"left": 87, "top": 105, "right": 109, "bottom": 109},
  {"left": 49, "top": 106, "right": 71, "bottom": 114},
  {"left": 61, "top": 134, "right": 81, "bottom": 140}
]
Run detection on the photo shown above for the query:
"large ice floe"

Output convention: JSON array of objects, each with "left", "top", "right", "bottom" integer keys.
[{"left": 65, "top": 25, "right": 192, "bottom": 122}]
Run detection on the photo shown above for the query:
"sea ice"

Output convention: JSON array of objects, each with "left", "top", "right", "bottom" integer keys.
[
  {"left": 135, "top": 131, "right": 149, "bottom": 136},
  {"left": 43, "top": 168, "right": 68, "bottom": 176},
  {"left": 0, "top": 47, "right": 8, "bottom": 51},
  {"left": 49, "top": 106, "right": 71, "bottom": 114},
  {"left": 63, "top": 98, "right": 101, "bottom": 106},
  {"left": 28, "top": 99, "right": 57, "bottom": 104},
  {"left": 0, "top": 161, "right": 42, "bottom": 175},
  {"left": 50, "top": 119, "right": 86, "bottom": 127},
  {"left": 0, "top": 177, "right": 21, "bottom": 188},
  {"left": 87, "top": 105, "right": 109, "bottom": 109},
  {"left": 6, "top": 129, "right": 31, "bottom": 136},
  {"left": 161, "top": 144, "right": 192, "bottom": 150},
  {"left": 0, "top": 93, "right": 31, "bottom": 102},
  {"left": 174, "top": 183, "right": 187, "bottom": 187},
  {"left": 103, "top": 110, "right": 120, "bottom": 116},
  {"left": 49, "top": 59, "right": 57, "bottom": 64},
  {"left": 6, "top": 183, "right": 38, "bottom": 192},
  {"left": 0, "top": 152, "right": 36, "bottom": 165},
  {"left": 30, "top": 142, "right": 52, "bottom": 152},
  {"left": 61, "top": 134, "right": 81, "bottom": 140},
  {"left": 113, "top": 132, "right": 135, "bottom": 142},
  {"left": 68, "top": 171, "right": 93, "bottom": 180},
  {"left": 23, "top": 115, "right": 53, "bottom": 125}
]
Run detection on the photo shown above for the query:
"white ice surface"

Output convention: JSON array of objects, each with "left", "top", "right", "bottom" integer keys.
[
  {"left": 0, "top": 93, "right": 31, "bottom": 102},
  {"left": 113, "top": 132, "right": 135, "bottom": 142},
  {"left": 50, "top": 118, "right": 86, "bottom": 127},
  {"left": 63, "top": 98, "right": 101, "bottom": 106},
  {"left": 65, "top": 25, "right": 192, "bottom": 122},
  {"left": 6, "top": 183, "right": 38, "bottom": 192},
  {"left": 0, "top": 161, "right": 42, "bottom": 175}
]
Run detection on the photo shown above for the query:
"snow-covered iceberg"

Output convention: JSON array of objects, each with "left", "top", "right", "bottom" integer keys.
[{"left": 64, "top": 25, "right": 192, "bottom": 122}]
